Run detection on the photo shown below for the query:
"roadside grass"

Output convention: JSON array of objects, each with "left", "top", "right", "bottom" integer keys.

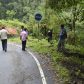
[
  {"left": 9, "top": 37, "right": 20, "bottom": 43},
  {"left": 27, "top": 37, "right": 50, "bottom": 54},
  {"left": 9, "top": 36, "right": 84, "bottom": 84}
]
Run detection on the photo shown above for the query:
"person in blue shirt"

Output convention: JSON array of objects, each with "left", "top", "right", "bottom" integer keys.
[{"left": 57, "top": 24, "right": 67, "bottom": 52}]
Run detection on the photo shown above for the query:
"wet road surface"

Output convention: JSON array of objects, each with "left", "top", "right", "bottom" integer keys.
[{"left": 0, "top": 43, "right": 43, "bottom": 84}]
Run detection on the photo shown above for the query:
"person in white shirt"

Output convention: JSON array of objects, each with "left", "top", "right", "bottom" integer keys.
[{"left": 0, "top": 27, "right": 8, "bottom": 52}]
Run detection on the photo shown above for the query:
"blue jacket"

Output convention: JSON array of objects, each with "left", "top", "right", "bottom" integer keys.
[{"left": 59, "top": 28, "right": 66, "bottom": 40}]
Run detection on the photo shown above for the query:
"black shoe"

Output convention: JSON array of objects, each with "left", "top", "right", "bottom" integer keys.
[
  {"left": 5, "top": 50, "right": 7, "bottom": 52},
  {"left": 22, "top": 49, "right": 25, "bottom": 51}
]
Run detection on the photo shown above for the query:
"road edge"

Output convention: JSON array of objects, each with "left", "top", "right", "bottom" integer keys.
[{"left": 9, "top": 43, "right": 47, "bottom": 84}]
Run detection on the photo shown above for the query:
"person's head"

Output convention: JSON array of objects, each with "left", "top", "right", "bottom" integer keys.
[
  {"left": 24, "top": 28, "right": 27, "bottom": 31},
  {"left": 21, "top": 25, "right": 24, "bottom": 28},
  {"left": 61, "top": 24, "right": 64, "bottom": 29},
  {"left": 21, "top": 26, "right": 24, "bottom": 30},
  {"left": 2, "top": 26, "right": 5, "bottom": 29}
]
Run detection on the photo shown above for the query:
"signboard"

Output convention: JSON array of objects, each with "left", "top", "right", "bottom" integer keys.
[{"left": 35, "top": 13, "right": 42, "bottom": 21}]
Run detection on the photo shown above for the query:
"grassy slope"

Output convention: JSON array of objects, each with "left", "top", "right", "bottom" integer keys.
[{"left": 9, "top": 36, "right": 84, "bottom": 84}]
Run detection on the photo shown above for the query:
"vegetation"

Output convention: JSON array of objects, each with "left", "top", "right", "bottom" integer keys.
[
  {"left": 0, "top": 0, "right": 84, "bottom": 83},
  {"left": 9, "top": 36, "right": 84, "bottom": 84}
]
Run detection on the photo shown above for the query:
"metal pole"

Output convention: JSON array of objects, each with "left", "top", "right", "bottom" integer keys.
[{"left": 38, "top": 22, "right": 40, "bottom": 41}]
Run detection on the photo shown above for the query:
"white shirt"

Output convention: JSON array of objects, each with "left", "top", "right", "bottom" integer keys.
[{"left": 0, "top": 29, "right": 8, "bottom": 40}]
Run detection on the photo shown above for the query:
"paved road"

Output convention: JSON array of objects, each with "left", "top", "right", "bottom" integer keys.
[{"left": 0, "top": 43, "right": 44, "bottom": 84}]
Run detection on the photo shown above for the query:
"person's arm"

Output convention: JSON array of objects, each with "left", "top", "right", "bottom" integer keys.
[
  {"left": 26, "top": 32, "right": 28, "bottom": 40},
  {"left": 26, "top": 34, "right": 28, "bottom": 40}
]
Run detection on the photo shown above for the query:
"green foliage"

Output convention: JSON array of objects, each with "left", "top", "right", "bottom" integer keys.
[
  {"left": 0, "top": 0, "right": 44, "bottom": 22},
  {"left": 0, "top": 19, "right": 26, "bottom": 28},
  {"left": 6, "top": 10, "right": 16, "bottom": 19},
  {"left": 48, "top": 0, "right": 83, "bottom": 10},
  {"left": 9, "top": 37, "right": 20, "bottom": 43},
  {"left": 67, "top": 31, "right": 79, "bottom": 45},
  {"left": 27, "top": 37, "right": 50, "bottom": 54}
]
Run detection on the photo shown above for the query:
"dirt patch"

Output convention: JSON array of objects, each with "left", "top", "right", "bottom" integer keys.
[{"left": 6, "top": 28, "right": 18, "bottom": 35}]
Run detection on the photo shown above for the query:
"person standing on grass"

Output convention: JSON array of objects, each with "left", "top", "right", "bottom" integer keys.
[
  {"left": 47, "top": 29, "right": 52, "bottom": 42},
  {"left": 20, "top": 28, "right": 28, "bottom": 51},
  {"left": 0, "top": 27, "right": 8, "bottom": 52},
  {"left": 57, "top": 24, "right": 67, "bottom": 52}
]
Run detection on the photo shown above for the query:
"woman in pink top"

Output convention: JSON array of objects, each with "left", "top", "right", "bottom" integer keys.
[{"left": 20, "top": 28, "right": 28, "bottom": 51}]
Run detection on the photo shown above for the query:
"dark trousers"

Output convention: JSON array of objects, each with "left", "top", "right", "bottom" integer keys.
[
  {"left": 22, "top": 40, "right": 26, "bottom": 51},
  {"left": 48, "top": 36, "right": 52, "bottom": 42},
  {"left": 57, "top": 39, "right": 65, "bottom": 51},
  {"left": 1, "top": 39, "right": 7, "bottom": 51}
]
